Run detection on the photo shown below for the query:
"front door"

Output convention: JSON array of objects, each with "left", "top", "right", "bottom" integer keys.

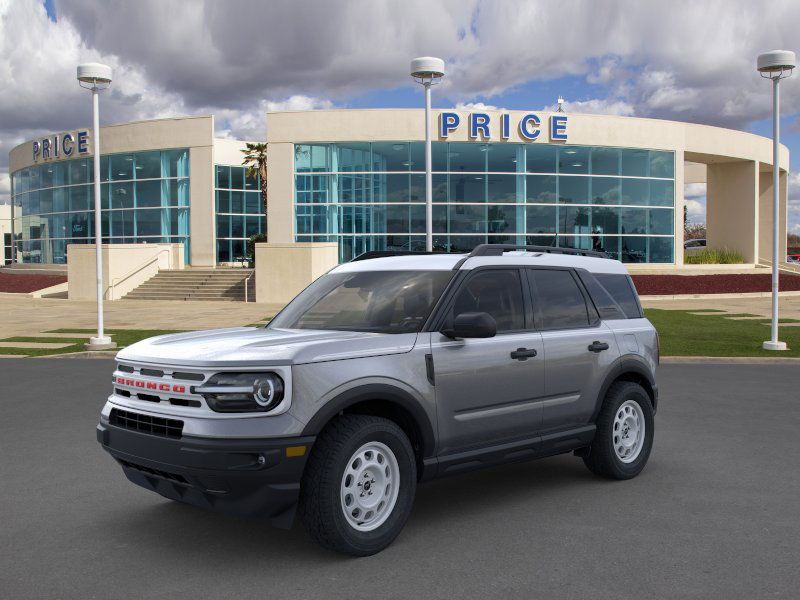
[{"left": 431, "top": 268, "right": 545, "bottom": 455}]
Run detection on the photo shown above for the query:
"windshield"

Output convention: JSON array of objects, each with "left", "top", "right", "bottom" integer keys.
[{"left": 268, "top": 270, "right": 454, "bottom": 334}]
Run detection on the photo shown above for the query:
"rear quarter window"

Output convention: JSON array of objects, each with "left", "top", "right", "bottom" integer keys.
[{"left": 592, "top": 273, "right": 643, "bottom": 319}]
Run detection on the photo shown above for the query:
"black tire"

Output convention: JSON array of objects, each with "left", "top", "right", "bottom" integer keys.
[
  {"left": 583, "top": 381, "right": 654, "bottom": 480},
  {"left": 298, "top": 414, "right": 417, "bottom": 556}
]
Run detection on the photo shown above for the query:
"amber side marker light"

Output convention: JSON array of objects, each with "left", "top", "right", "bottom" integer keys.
[{"left": 285, "top": 446, "right": 307, "bottom": 458}]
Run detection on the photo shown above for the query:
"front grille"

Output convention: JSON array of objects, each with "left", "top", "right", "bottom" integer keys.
[
  {"left": 118, "top": 459, "right": 188, "bottom": 484},
  {"left": 109, "top": 408, "right": 183, "bottom": 439},
  {"left": 114, "top": 362, "right": 208, "bottom": 409}
]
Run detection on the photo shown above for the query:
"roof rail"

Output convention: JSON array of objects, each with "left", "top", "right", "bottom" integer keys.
[
  {"left": 350, "top": 250, "right": 441, "bottom": 262},
  {"left": 467, "top": 244, "right": 608, "bottom": 259}
]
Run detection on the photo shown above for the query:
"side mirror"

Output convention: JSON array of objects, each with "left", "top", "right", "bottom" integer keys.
[{"left": 442, "top": 312, "right": 497, "bottom": 339}]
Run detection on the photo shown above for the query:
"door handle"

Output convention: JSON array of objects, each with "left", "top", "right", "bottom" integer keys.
[
  {"left": 588, "top": 341, "right": 610, "bottom": 353},
  {"left": 510, "top": 347, "right": 538, "bottom": 361}
]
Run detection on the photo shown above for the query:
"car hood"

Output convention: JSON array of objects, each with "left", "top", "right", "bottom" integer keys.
[{"left": 115, "top": 327, "right": 418, "bottom": 367}]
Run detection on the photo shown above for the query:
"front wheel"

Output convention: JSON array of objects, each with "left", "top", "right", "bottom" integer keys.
[
  {"left": 298, "top": 414, "right": 417, "bottom": 556},
  {"left": 583, "top": 381, "right": 654, "bottom": 479}
]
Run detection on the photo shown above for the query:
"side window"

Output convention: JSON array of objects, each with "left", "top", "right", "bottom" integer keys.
[
  {"left": 576, "top": 270, "right": 626, "bottom": 320},
  {"left": 594, "top": 273, "right": 643, "bottom": 319},
  {"left": 450, "top": 269, "right": 525, "bottom": 332},
  {"left": 529, "top": 269, "right": 590, "bottom": 330}
]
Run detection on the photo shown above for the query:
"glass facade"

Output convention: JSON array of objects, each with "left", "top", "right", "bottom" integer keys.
[
  {"left": 11, "top": 149, "right": 190, "bottom": 264},
  {"left": 215, "top": 165, "right": 264, "bottom": 263},
  {"left": 294, "top": 142, "right": 675, "bottom": 263}
]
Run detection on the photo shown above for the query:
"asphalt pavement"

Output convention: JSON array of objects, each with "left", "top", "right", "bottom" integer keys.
[{"left": 1, "top": 358, "right": 799, "bottom": 599}]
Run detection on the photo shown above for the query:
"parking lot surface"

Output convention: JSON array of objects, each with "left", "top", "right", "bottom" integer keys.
[{"left": 1, "top": 358, "right": 798, "bottom": 599}]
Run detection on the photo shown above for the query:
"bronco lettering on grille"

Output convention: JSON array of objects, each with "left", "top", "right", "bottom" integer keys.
[{"left": 113, "top": 376, "right": 186, "bottom": 394}]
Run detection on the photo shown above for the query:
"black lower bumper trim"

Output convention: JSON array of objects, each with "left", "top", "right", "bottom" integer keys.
[{"left": 97, "top": 423, "right": 315, "bottom": 528}]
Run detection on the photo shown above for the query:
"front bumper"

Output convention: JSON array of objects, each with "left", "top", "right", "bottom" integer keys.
[{"left": 97, "top": 422, "right": 315, "bottom": 528}]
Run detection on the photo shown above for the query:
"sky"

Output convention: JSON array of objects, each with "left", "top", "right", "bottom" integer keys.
[{"left": 1, "top": 0, "right": 799, "bottom": 233}]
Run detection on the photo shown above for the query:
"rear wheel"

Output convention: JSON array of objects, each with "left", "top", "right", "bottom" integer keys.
[
  {"left": 298, "top": 414, "right": 416, "bottom": 556},
  {"left": 583, "top": 381, "right": 654, "bottom": 479}
]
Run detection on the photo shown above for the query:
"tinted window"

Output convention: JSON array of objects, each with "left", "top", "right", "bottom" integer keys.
[
  {"left": 530, "top": 270, "right": 590, "bottom": 329},
  {"left": 450, "top": 269, "right": 525, "bottom": 332},
  {"left": 269, "top": 270, "right": 453, "bottom": 334},
  {"left": 576, "top": 271, "right": 626, "bottom": 320},
  {"left": 594, "top": 273, "right": 642, "bottom": 318}
]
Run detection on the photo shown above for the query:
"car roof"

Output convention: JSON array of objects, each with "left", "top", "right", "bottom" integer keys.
[{"left": 332, "top": 251, "right": 629, "bottom": 275}]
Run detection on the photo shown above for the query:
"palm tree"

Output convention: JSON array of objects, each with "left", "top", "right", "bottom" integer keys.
[{"left": 241, "top": 142, "right": 268, "bottom": 239}]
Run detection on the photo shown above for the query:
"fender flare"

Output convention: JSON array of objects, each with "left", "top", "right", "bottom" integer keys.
[
  {"left": 301, "top": 383, "right": 436, "bottom": 458},
  {"left": 592, "top": 356, "right": 658, "bottom": 421}
]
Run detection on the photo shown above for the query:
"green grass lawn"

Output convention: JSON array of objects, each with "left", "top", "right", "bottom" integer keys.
[
  {"left": 2, "top": 314, "right": 799, "bottom": 358},
  {"left": 644, "top": 309, "right": 800, "bottom": 357}
]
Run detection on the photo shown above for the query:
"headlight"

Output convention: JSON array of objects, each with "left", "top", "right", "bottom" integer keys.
[{"left": 195, "top": 372, "right": 285, "bottom": 413}]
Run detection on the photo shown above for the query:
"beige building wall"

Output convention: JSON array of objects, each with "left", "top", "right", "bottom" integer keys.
[
  {"left": 255, "top": 242, "right": 338, "bottom": 304},
  {"left": 706, "top": 161, "right": 759, "bottom": 263},
  {"left": 758, "top": 169, "right": 790, "bottom": 263},
  {"left": 266, "top": 143, "right": 295, "bottom": 244},
  {"left": 67, "top": 243, "right": 183, "bottom": 300}
]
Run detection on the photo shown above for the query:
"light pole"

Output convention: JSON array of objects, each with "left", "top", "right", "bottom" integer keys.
[
  {"left": 77, "top": 63, "right": 116, "bottom": 351},
  {"left": 757, "top": 50, "right": 795, "bottom": 351},
  {"left": 410, "top": 57, "right": 445, "bottom": 252}
]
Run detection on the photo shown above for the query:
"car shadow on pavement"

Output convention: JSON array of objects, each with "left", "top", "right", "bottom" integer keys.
[{"left": 93, "top": 453, "right": 604, "bottom": 562}]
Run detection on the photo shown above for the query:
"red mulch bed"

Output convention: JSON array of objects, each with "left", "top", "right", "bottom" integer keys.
[
  {"left": 632, "top": 273, "right": 800, "bottom": 296},
  {"left": 0, "top": 273, "right": 68, "bottom": 293}
]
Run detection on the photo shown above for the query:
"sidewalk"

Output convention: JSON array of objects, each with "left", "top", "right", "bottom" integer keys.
[{"left": 0, "top": 296, "right": 281, "bottom": 339}]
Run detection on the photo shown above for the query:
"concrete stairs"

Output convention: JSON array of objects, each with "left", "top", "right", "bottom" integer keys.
[{"left": 122, "top": 269, "right": 255, "bottom": 302}]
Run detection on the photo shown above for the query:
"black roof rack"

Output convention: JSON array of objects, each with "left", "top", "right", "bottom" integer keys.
[
  {"left": 350, "top": 250, "right": 442, "bottom": 262},
  {"left": 467, "top": 244, "right": 608, "bottom": 259}
]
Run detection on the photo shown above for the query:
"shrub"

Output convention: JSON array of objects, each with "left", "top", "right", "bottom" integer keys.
[
  {"left": 685, "top": 247, "right": 745, "bottom": 264},
  {"left": 246, "top": 233, "right": 268, "bottom": 265}
]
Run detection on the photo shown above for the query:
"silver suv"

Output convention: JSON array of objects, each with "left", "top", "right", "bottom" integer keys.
[{"left": 97, "top": 244, "right": 659, "bottom": 556}]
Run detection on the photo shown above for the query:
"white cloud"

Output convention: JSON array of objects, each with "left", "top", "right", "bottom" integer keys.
[
  {"left": 216, "top": 95, "right": 335, "bottom": 141},
  {"left": 685, "top": 199, "right": 706, "bottom": 222},
  {"left": 684, "top": 183, "right": 707, "bottom": 199},
  {"left": 454, "top": 102, "right": 500, "bottom": 111},
  {"left": 543, "top": 98, "right": 635, "bottom": 116}
]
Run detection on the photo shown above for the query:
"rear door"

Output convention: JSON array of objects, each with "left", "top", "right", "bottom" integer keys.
[
  {"left": 430, "top": 267, "right": 545, "bottom": 455},
  {"left": 527, "top": 268, "right": 620, "bottom": 433}
]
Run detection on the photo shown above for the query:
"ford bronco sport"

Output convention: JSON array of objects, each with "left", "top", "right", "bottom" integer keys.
[{"left": 97, "top": 244, "right": 658, "bottom": 556}]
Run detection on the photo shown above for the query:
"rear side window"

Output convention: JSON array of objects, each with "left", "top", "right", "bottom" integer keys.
[
  {"left": 529, "top": 269, "right": 590, "bottom": 330},
  {"left": 576, "top": 271, "right": 627, "bottom": 320},
  {"left": 593, "top": 273, "right": 643, "bottom": 318}
]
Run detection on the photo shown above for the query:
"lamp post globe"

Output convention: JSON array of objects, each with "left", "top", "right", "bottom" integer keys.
[
  {"left": 77, "top": 62, "right": 113, "bottom": 86},
  {"left": 77, "top": 62, "right": 116, "bottom": 351},
  {"left": 757, "top": 51, "right": 794, "bottom": 351},
  {"left": 410, "top": 57, "right": 446, "bottom": 252}
]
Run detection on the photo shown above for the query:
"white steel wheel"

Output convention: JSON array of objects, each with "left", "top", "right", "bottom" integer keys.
[
  {"left": 613, "top": 400, "right": 645, "bottom": 463},
  {"left": 340, "top": 441, "right": 400, "bottom": 532}
]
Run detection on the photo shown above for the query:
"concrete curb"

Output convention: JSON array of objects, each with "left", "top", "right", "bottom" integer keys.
[
  {"left": 661, "top": 356, "right": 800, "bottom": 364},
  {"left": 41, "top": 351, "right": 118, "bottom": 359}
]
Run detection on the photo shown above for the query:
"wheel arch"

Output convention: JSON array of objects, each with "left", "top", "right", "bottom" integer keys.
[
  {"left": 301, "top": 383, "right": 436, "bottom": 474},
  {"left": 592, "top": 357, "right": 658, "bottom": 421}
]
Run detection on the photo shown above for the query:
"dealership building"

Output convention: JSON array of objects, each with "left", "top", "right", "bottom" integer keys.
[{"left": 8, "top": 109, "right": 790, "bottom": 271}]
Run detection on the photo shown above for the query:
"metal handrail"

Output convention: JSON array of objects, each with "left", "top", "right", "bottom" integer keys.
[
  {"left": 110, "top": 248, "right": 171, "bottom": 299},
  {"left": 243, "top": 270, "right": 255, "bottom": 303}
]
